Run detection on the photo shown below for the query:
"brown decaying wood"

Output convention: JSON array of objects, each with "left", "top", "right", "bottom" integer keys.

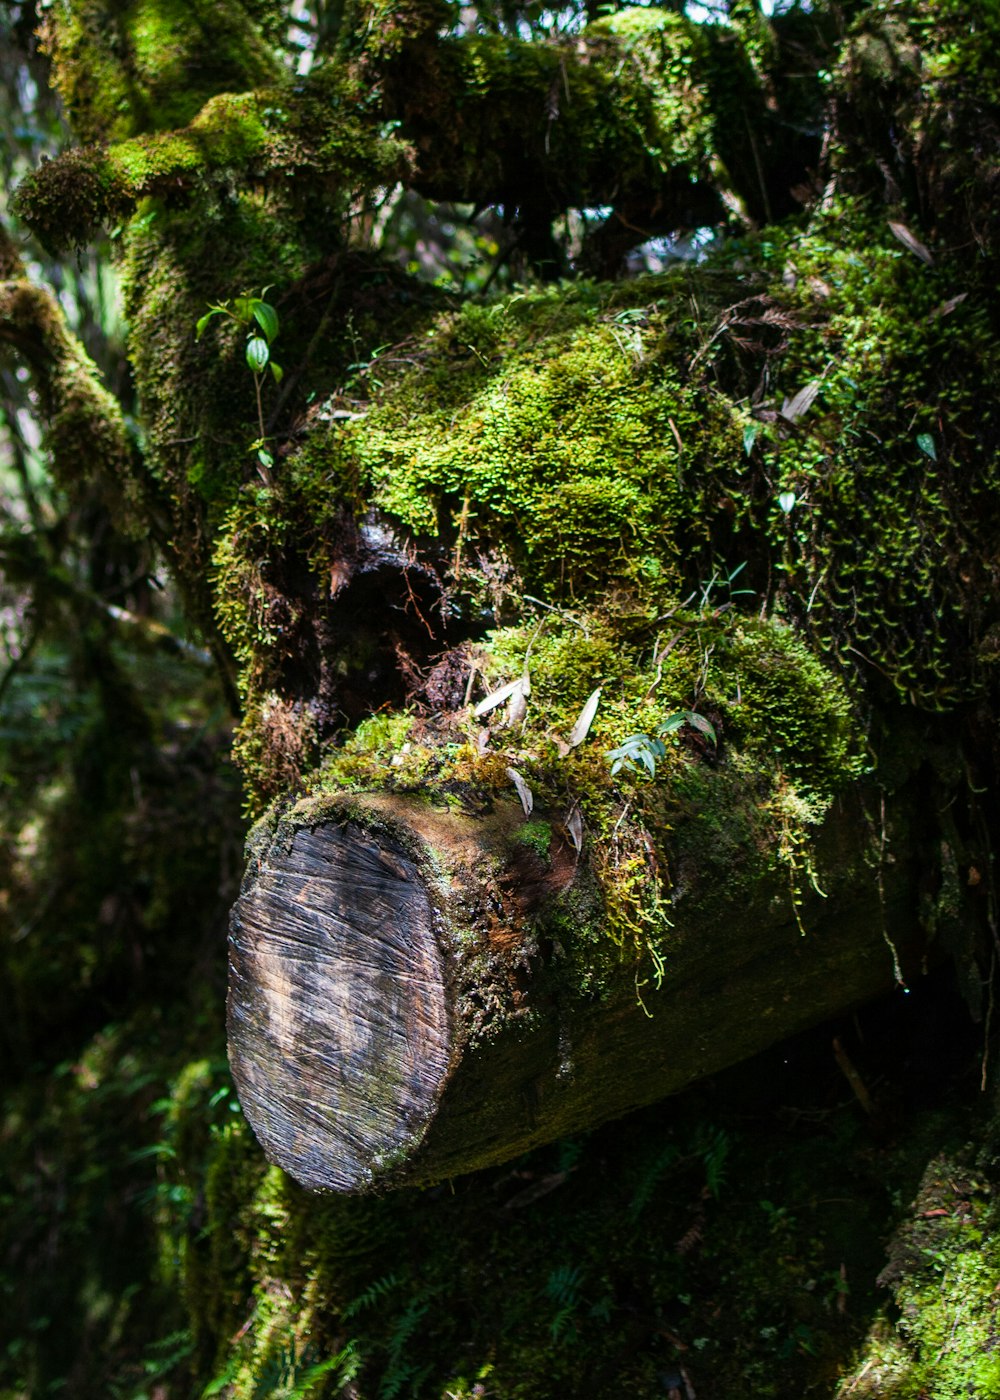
[
  {"left": 229, "top": 820, "right": 452, "bottom": 1191},
  {"left": 228, "top": 791, "right": 926, "bottom": 1194}
]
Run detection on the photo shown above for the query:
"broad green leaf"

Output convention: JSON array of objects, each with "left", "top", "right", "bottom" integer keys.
[
  {"left": 743, "top": 422, "right": 760, "bottom": 456},
  {"left": 269, "top": 360, "right": 284, "bottom": 383},
  {"left": 257, "top": 447, "right": 274, "bottom": 469},
  {"left": 246, "top": 336, "right": 270, "bottom": 373},
  {"left": 916, "top": 432, "right": 937, "bottom": 461},
  {"left": 252, "top": 300, "right": 279, "bottom": 342},
  {"left": 778, "top": 490, "right": 796, "bottom": 513},
  {"left": 195, "top": 307, "right": 225, "bottom": 339},
  {"left": 683, "top": 711, "right": 717, "bottom": 744}
]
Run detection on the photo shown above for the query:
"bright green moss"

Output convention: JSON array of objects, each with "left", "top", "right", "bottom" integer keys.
[
  {"left": 716, "top": 622, "right": 862, "bottom": 795},
  {"left": 839, "top": 1142, "right": 1000, "bottom": 1398},
  {"left": 515, "top": 820, "right": 553, "bottom": 859},
  {"left": 332, "top": 272, "right": 741, "bottom": 598},
  {"left": 104, "top": 92, "right": 270, "bottom": 192},
  {"left": 588, "top": 8, "right": 716, "bottom": 172},
  {"left": 39, "top": 0, "right": 283, "bottom": 143},
  {"left": 717, "top": 205, "right": 1000, "bottom": 709}
]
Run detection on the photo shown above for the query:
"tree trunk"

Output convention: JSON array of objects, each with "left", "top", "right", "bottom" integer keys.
[{"left": 228, "top": 782, "right": 926, "bottom": 1192}]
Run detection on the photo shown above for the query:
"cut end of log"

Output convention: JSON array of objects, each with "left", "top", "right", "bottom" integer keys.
[
  {"left": 228, "top": 788, "right": 926, "bottom": 1196},
  {"left": 228, "top": 819, "right": 452, "bottom": 1192}
]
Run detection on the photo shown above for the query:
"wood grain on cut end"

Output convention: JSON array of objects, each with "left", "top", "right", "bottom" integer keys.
[{"left": 227, "top": 821, "right": 451, "bottom": 1191}]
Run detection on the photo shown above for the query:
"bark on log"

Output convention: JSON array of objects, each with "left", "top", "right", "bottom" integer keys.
[{"left": 228, "top": 787, "right": 927, "bottom": 1194}]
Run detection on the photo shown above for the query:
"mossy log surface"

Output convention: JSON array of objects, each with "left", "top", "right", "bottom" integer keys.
[{"left": 229, "top": 788, "right": 925, "bottom": 1193}]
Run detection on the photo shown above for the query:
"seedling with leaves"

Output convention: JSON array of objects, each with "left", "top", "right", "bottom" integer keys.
[
  {"left": 196, "top": 290, "right": 283, "bottom": 482},
  {"left": 607, "top": 710, "right": 717, "bottom": 777}
]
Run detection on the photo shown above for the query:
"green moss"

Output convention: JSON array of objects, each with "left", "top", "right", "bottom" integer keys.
[
  {"left": 17, "top": 63, "right": 411, "bottom": 252},
  {"left": 0, "top": 279, "right": 140, "bottom": 526},
  {"left": 39, "top": 0, "right": 284, "bottom": 143},
  {"left": 716, "top": 622, "right": 863, "bottom": 795},
  {"left": 587, "top": 7, "right": 716, "bottom": 171},
  {"left": 515, "top": 820, "right": 553, "bottom": 860},
  {"left": 327, "top": 272, "right": 738, "bottom": 598},
  {"left": 839, "top": 1139, "right": 1000, "bottom": 1397},
  {"left": 718, "top": 205, "right": 1000, "bottom": 709}
]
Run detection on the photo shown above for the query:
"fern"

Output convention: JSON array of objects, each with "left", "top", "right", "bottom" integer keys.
[
  {"left": 693, "top": 1124, "right": 730, "bottom": 1198},
  {"left": 285, "top": 1342, "right": 361, "bottom": 1399},
  {"left": 379, "top": 1297, "right": 432, "bottom": 1400},
  {"left": 544, "top": 1264, "right": 584, "bottom": 1340},
  {"left": 627, "top": 1144, "right": 682, "bottom": 1222},
  {"left": 342, "top": 1272, "right": 402, "bottom": 1321}
]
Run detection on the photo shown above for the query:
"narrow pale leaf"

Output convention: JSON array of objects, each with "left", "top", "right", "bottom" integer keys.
[
  {"left": 507, "top": 767, "right": 533, "bottom": 816},
  {"left": 269, "top": 360, "right": 284, "bottom": 383},
  {"left": 781, "top": 380, "right": 821, "bottom": 422},
  {"left": 778, "top": 490, "right": 796, "bottom": 513},
  {"left": 506, "top": 680, "right": 528, "bottom": 727},
  {"left": 888, "top": 220, "right": 934, "bottom": 265},
  {"left": 568, "top": 686, "right": 602, "bottom": 748},
  {"left": 474, "top": 677, "right": 522, "bottom": 717},
  {"left": 930, "top": 292, "right": 968, "bottom": 319},
  {"left": 743, "top": 422, "right": 760, "bottom": 456}
]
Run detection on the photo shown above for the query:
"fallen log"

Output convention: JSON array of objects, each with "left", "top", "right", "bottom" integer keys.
[{"left": 228, "top": 778, "right": 928, "bottom": 1194}]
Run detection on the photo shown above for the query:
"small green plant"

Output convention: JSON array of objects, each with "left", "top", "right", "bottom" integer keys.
[
  {"left": 196, "top": 289, "right": 283, "bottom": 482},
  {"left": 695, "top": 559, "right": 754, "bottom": 614},
  {"left": 607, "top": 710, "right": 717, "bottom": 777}
]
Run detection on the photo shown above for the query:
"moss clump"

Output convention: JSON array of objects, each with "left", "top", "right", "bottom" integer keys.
[
  {"left": 326, "top": 271, "right": 741, "bottom": 599},
  {"left": 719, "top": 205, "right": 1000, "bottom": 709},
  {"left": 838, "top": 1136, "right": 1000, "bottom": 1398},
  {"left": 717, "top": 622, "right": 862, "bottom": 794},
  {"left": 515, "top": 820, "right": 553, "bottom": 860},
  {"left": 833, "top": 0, "right": 1000, "bottom": 265},
  {"left": 291, "top": 599, "right": 864, "bottom": 987},
  {"left": 17, "top": 66, "right": 412, "bottom": 252},
  {"left": 38, "top": 0, "right": 284, "bottom": 143}
]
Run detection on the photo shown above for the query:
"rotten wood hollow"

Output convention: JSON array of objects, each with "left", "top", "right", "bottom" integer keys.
[{"left": 228, "top": 790, "right": 925, "bottom": 1193}]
